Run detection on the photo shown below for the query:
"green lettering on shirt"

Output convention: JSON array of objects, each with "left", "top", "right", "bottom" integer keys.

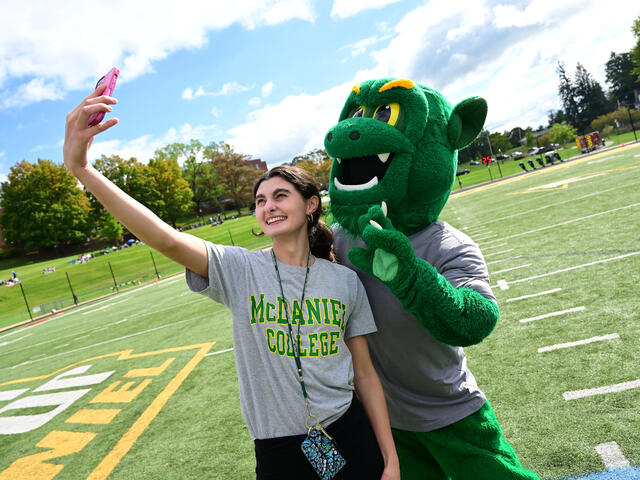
[
  {"left": 250, "top": 293, "right": 265, "bottom": 324},
  {"left": 305, "top": 298, "right": 322, "bottom": 325}
]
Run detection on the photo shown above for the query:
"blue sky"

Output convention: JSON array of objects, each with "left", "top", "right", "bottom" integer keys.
[{"left": 1, "top": 0, "right": 639, "bottom": 184}]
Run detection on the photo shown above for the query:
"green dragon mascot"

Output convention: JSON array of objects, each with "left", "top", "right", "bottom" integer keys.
[{"left": 325, "top": 78, "right": 539, "bottom": 480}]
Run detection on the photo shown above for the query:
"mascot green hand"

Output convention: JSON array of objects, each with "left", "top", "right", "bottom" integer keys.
[{"left": 325, "top": 78, "right": 539, "bottom": 480}]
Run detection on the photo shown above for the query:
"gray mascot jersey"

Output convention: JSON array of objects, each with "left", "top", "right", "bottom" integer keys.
[
  {"left": 333, "top": 221, "right": 496, "bottom": 432},
  {"left": 185, "top": 241, "right": 377, "bottom": 439}
]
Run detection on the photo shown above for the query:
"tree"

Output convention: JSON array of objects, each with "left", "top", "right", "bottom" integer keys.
[
  {"left": 206, "top": 143, "right": 262, "bottom": 215},
  {"left": 547, "top": 109, "right": 567, "bottom": 128},
  {"left": 291, "top": 148, "right": 332, "bottom": 189},
  {"left": 549, "top": 122, "right": 577, "bottom": 147},
  {"left": 96, "top": 211, "right": 124, "bottom": 241},
  {"left": 557, "top": 62, "right": 579, "bottom": 129},
  {"left": 631, "top": 16, "right": 640, "bottom": 82},
  {"left": 573, "top": 63, "right": 612, "bottom": 132},
  {"left": 605, "top": 51, "right": 640, "bottom": 107},
  {"left": 0, "top": 160, "right": 92, "bottom": 251},
  {"left": 146, "top": 157, "right": 194, "bottom": 227},
  {"left": 488, "top": 132, "right": 511, "bottom": 156}
]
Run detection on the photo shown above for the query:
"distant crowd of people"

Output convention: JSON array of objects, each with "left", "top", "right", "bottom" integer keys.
[{"left": 1, "top": 271, "right": 19, "bottom": 287}]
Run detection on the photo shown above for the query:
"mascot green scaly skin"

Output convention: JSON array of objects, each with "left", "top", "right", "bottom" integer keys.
[{"left": 325, "top": 78, "right": 539, "bottom": 480}]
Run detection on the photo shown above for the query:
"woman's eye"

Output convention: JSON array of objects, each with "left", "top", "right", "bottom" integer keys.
[
  {"left": 351, "top": 106, "right": 365, "bottom": 118},
  {"left": 373, "top": 103, "right": 400, "bottom": 126}
]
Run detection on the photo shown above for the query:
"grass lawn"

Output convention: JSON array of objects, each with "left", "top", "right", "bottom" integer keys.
[
  {"left": 0, "top": 143, "right": 639, "bottom": 479},
  {"left": 0, "top": 215, "right": 271, "bottom": 330}
]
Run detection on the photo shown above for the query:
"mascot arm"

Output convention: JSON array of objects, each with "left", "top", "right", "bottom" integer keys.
[{"left": 348, "top": 206, "right": 499, "bottom": 347}]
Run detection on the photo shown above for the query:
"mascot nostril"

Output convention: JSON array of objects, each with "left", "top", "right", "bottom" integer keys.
[
  {"left": 326, "top": 132, "right": 333, "bottom": 142},
  {"left": 329, "top": 77, "right": 540, "bottom": 480}
]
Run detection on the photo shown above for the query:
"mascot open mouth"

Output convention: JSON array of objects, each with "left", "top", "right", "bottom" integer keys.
[{"left": 334, "top": 153, "right": 394, "bottom": 191}]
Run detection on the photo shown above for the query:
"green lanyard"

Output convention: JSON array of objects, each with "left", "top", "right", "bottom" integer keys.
[{"left": 271, "top": 249, "right": 316, "bottom": 422}]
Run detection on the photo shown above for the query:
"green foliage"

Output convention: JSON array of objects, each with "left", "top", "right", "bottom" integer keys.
[
  {"left": 590, "top": 106, "right": 640, "bottom": 132},
  {"left": 0, "top": 160, "right": 92, "bottom": 251},
  {"left": 97, "top": 211, "right": 124, "bottom": 241},
  {"left": 549, "top": 122, "right": 578, "bottom": 146},
  {"left": 147, "top": 157, "right": 194, "bottom": 227},
  {"left": 205, "top": 143, "right": 262, "bottom": 215},
  {"left": 631, "top": 16, "right": 640, "bottom": 81},
  {"left": 605, "top": 51, "right": 640, "bottom": 107},
  {"left": 290, "top": 148, "right": 332, "bottom": 189}
]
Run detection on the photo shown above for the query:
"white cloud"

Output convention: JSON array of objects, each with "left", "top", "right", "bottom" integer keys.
[
  {"left": 211, "top": 107, "right": 222, "bottom": 117},
  {"left": 226, "top": 82, "right": 351, "bottom": 165},
  {"left": 182, "top": 82, "right": 254, "bottom": 100},
  {"left": 0, "top": 173, "right": 8, "bottom": 184},
  {"left": 248, "top": 96, "right": 262, "bottom": 107},
  {"left": 2, "top": 78, "right": 64, "bottom": 108},
  {"left": 331, "top": 0, "right": 400, "bottom": 19},
  {"left": 0, "top": 0, "right": 314, "bottom": 108},
  {"left": 89, "top": 123, "right": 218, "bottom": 165},
  {"left": 222, "top": 0, "right": 640, "bottom": 166},
  {"left": 261, "top": 81, "right": 274, "bottom": 98}
]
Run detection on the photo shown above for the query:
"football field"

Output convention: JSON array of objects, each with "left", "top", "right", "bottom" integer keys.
[{"left": 1, "top": 143, "right": 639, "bottom": 479}]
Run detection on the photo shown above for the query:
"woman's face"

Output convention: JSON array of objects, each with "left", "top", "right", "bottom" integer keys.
[{"left": 255, "top": 176, "right": 317, "bottom": 240}]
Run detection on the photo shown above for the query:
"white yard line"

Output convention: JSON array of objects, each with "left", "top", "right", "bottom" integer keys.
[
  {"left": 482, "top": 203, "right": 640, "bottom": 245},
  {"left": 472, "top": 234, "right": 497, "bottom": 241},
  {"left": 564, "top": 379, "right": 640, "bottom": 401},
  {"left": 493, "top": 264, "right": 532, "bottom": 275},
  {"left": 595, "top": 442, "right": 630, "bottom": 469},
  {"left": 497, "top": 280, "right": 509, "bottom": 291},
  {"left": 484, "top": 248, "right": 514, "bottom": 258},
  {"left": 482, "top": 243, "right": 508, "bottom": 251},
  {"left": 469, "top": 179, "right": 640, "bottom": 228},
  {"left": 506, "top": 252, "right": 640, "bottom": 286},
  {"left": 520, "top": 306, "right": 585, "bottom": 324},
  {"left": 506, "top": 288, "right": 561, "bottom": 302},
  {"left": 0, "top": 333, "right": 32, "bottom": 347},
  {"left": 487, "top": 256, "right": 523, "bottom": 265},
  {"left": 205, "top": 348, "right": 234, "bottom": 357},
  {"left": 82, "top": 298, "right": 130, "bottom": 315},
  {"left": 538, "top": 333, "right": 619, "bottom": 353},
  {"left": 3, "top": 311, "right": 216, "bottom": 372}
]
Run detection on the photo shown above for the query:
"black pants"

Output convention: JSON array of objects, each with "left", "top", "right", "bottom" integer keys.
[{"left": 254, "top": 395, "right": 384, "bottom": 479}]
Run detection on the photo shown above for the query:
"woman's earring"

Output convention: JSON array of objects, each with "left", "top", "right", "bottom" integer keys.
[{"left": 308, "top": 214, "right": 313, "bottom": 224}]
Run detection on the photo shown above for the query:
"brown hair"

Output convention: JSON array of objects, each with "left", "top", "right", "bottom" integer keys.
[{"left": 253, "top": 165, "right": 335, "bottom": 262}]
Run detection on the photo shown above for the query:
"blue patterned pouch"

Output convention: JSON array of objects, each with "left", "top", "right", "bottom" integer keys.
[{"left": 301, "top": 426, "right": 346, "bottom": 479}]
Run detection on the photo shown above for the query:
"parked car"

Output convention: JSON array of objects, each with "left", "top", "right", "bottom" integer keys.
[
  {"left": 496, "top": 154, "right": 509, "bottom": 161},
  {"left": 538, "top": 145, "right": 555, "bottom": 153},
  {"left": 469, "top": 161, "right": 480, "bottom": 165},
  {"left": 512, "top": 151, "right": 525, "bottom": 159},
  {"left": 456, "top": 169, "right": 470, "bottom": 176}
]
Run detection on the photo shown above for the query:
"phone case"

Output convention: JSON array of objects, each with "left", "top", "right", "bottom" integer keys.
[{"left": 88, "top": 67, "right": 120, "bottom": 127}]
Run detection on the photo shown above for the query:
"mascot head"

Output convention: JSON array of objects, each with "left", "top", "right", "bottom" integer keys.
[{"left": 324, "top": 78, "right": 486, "bottom": 236}]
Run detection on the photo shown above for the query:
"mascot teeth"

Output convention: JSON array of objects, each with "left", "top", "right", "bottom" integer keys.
[
  {"left": 369, "top": 219, "right": 383, "bottom": 230},
  {"left": 336, "top": 158, "right": 342, "bottom": 164},
  {"left": 381, "top": 201, "right": 387, "bottom": 216},
  {"left": 334, "top": 176, "right": 378, "bottom": 191},
  {"left": 378, "top": 153, "right": 390, "bottom": 163}
]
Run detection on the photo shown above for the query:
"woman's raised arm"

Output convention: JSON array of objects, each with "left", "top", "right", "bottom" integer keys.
[{"left": 63, "top": 84, "right": 208, "bottom": 277}]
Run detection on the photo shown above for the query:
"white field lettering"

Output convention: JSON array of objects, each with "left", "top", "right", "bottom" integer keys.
[{"left": 0, "top": 342, "right": 214, "bottom": 480}]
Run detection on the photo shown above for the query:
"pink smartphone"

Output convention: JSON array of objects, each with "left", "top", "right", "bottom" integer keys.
[{"left": 87, "top": 67, "right": 120, "bottom": 127}]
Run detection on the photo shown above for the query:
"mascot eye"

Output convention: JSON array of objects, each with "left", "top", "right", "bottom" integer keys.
[
  {"left": 374, "top": 103, "right": 400, "bottom": 126},
  {"left": 351, "top": 106, "right": 365, "bottom": 118}
]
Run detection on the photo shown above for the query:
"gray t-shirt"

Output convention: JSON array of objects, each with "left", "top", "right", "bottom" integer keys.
[
  {"left": 186, "top": 241, "right": 376, "bottom": 440},
  {"left": 333, "top": 221, "right": 496, "bottom": 432}
]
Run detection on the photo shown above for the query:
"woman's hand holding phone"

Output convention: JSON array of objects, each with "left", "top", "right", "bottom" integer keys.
[{"left": 63, "top": 72, "right": 119, "bottom": 176}]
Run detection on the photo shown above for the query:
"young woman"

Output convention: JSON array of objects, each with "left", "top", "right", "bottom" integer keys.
[{"left": 63, "top": 84, "right": 400, "bottom": 480}]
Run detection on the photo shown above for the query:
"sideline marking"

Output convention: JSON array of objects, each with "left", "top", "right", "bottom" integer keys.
[
  {"left": 563, "top": 379, "right": 640, "bottom": 401},
  {"left": 484, "top": 248, "right": 514, "bottom": 258},
  {"left": 520, "top": 306, "right": 585, "bottom": 323},
  {"left": 506, "top": 288, "right": 561, "bottom": 302},
  {"left": 497, "top": 280, "right": 509, "bottom": 291},
  {"left": 493, "top": 264, "right": 532, "bottom": 275},
  {"left": 472, "top": 234, "right": 497, "bottom": 241},
  {"left": 538, "top": 333, "right": 619, "bottom": 353},
  {"left": 482, "top": 203, "right": 640, "bottom": 245},
  {"left": 504, "top": 251, "right": 640, "bottom": 287},
  {"left": 450, "top": 143, "right": 640, "bottom": 199},
  {"left": 0, "top": 334, "right": 31, "bottom": 347},
  {"left": 205, "top": 348, "right": 234, "bottom": 357},
  {"left": 595, "top": 442, "right": 630, "bottom": 469}
]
